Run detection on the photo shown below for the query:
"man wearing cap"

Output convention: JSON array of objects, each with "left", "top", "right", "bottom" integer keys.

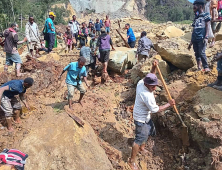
[
  {"left": 188, "top": 0, "right": 211, "bottom": 72},
  {"left": 128, "top": 61, "right": 175, "bottom": 170},
  {"left": 136, "top": 31, "right": 154, "bottom": 63},
  {"left": 44, "top": 12, "right": 56, "bottom": 53},
  {"left": 0, "top": 78, "right": 34, "bottom": 131}
]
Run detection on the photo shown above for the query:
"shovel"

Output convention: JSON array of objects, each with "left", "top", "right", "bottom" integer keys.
[{"left": 156, "top": 65, "right": 190, "bottom": 146}]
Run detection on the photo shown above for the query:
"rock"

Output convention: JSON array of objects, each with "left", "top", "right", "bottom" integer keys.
[
  {"left": 0, "top": 165, "right": 16, "bottom": 170},
  {"left": 192, "top": 87, "right": 222, "bottom": 120},
  {"left": 163, "top": 26, "right": 185, "bottom": 38},
  {"left": 130, "top": 55, "right": 170, "bottom": 84},
  {"left": 38, "top": 53, "right": 60, "bottom": 62},
  {"left": 154, "top": 38, "right": 196, "bottom": 70},
  {"left": 18, "top": 106, "right": 113, "bottom": 170},
  {"left": 108, "top": 47, "right": 137, "bottom": 73},
  {"left": 159, "top": 80, "right": 196, "bottom": 103}
]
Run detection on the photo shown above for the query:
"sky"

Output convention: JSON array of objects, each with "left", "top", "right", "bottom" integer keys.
[{"left": 188, "top": 0, "right": 194, "bottom": 2}]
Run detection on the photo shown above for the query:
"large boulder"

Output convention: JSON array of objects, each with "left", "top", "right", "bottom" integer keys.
[
  {"left": 130, "top": 55, "right": 170, "bottom": 84},
  {"left": 163, "top": 26, "right": 185, "bottom": 38},
  {"left": 154, "top": 38, "right": 196, "bottom": 70},
  {"left": 192, "top": 87, "right": 222, "bottom": 120},
  {"left": 108, "top": 47, "right": 137, "bottom": 73},
  {"left": 18, "top": 106, "right": 113, "bottom": 170}
]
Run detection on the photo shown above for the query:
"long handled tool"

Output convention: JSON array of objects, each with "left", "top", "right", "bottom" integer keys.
[
  {"left": 156, "top": 65, "right": 190, "bottom": 146},
  {"left": 116, "top": 29, "right": 130, "bottom": 48}
]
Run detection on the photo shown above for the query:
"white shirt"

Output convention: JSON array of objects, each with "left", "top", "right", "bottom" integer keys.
[
  {"left": 25, "top": 22, "right": 40, "bottom": 42},
  {"left": 68, "top": 20, "right": 79, "bottom": 34},
  {"left": 133, "top": 80, "right": 159, "bottom": 123}
]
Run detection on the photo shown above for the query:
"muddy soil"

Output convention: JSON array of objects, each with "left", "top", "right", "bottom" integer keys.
[{"left": 0, "top": 51, "right": 214, "bottom": 170}]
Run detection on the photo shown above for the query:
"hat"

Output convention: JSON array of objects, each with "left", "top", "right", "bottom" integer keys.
[
  {"left": 24, "top": 77, "right": 34, "bottom": 86},
  {"left": 49, "top": 12, "right": 56, "bottom": 17},
  {"left": 101, "top": 27, "right": 106, "bottom": 33},
  {"left": 143, "top": 73, "right": 158, "bottom": 86},
  {"left": 193, "top": 0, "right": 205, "bottom": 5}
]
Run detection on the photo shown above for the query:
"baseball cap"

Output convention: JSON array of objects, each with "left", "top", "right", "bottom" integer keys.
[
  {"left": 24, "top": 77, "right": 34, "bottom": 86},
  {"left": 143, "top": 73, "right": 158, "bottom": 86},
  {"left": 49, "top": 12, "right": 56, "bottom": 17},
  {"left": 193, "top": 0, "right": 205, "bottom": 5}
]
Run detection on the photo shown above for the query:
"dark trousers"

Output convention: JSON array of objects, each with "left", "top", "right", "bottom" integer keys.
[
  {"left": 73, "top": 33, "right": 78, "bottom": 46},
  {"left": 128, "top": 41, "right": 136, "bottom": 48},
  {"left": 48, "top": 33, "right": 55, "bottom": 52},
  {"left": 193, "top": 40, "right": 209, "bottom": 69}
]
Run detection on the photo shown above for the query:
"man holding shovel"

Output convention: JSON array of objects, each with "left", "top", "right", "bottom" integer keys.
[{"left": 128, "top": 61, "right": 175, "bottom": 170}]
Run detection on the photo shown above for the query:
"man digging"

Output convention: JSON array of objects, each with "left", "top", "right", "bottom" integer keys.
[
  {"left": 59, "top": 57, "right": 90, "bottom": 109},
  {"left": 128, "top": 61, "right": 175, "bottom": 170},
  {"left": 0, "top": 78, "right": 34, "bottom": 131}
]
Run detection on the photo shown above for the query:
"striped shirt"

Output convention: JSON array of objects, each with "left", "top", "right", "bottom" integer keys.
[{"left": 133, "top": 80, "right": 159, "bottom": 123}]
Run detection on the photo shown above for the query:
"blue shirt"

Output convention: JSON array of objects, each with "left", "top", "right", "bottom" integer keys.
[
  {"left": 64, "top": 62, "right": 87, "bottom": 86},
  {"left": 127, "top": 28, "right": 136, "bottom": 43},
  {"left": 1, "top": 80, "right": 26, "bottom": 99},
  {"left": 45, "top": 18, "right": 55, "bottom": 34},
  {"left": 95, "top": 23, "right": 102, "bottom": 31},
  {"left": 191, "top": 12, "right": 211, "bottom": 42}
]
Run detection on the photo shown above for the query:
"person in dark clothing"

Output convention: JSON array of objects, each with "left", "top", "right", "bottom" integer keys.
[
  {"left": 3, "top": 23, "right": 26, "bottom": 77},
  {"left": 94, "top": 28, "right": 115, "bottom": 73},
  {"left": 95, "top": 18, "right": 102, "bottom": 36},
  {"left": 137, "top": 31, "right": 154, "bottom": 62},
  {"left": 188, "top": 0, "right": 210, "bottom": 72},
  {"left": 44, "top": 12, "right": 56, "bottom": 53},
  {"left": 79, "top": 22, "right": 88, "bottom": 45},
  {"left": 0, "top": 78, "right": 34, "bottom": 131}
]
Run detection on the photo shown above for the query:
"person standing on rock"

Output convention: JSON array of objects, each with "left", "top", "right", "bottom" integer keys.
[
  {"left": 0, "top": 77, "right": 34, "bottom": 131},
  {"left": 59, "top": 57, "right": 90, "bottom": 108},
  {"left": 94, "top": 28, "right": 115, "bottom": 73},
  {"left": 68, "top": 15, "right": 80, "bottom": 48},
  {"left": 25, "top": 16, "right": 41, "bottom": 57},
  {"left": 125, "top": 24, "right": 136, "bottom": 48},
  {"left": 136, "top": 31, "right": 154, "bottom": 62},
  {"left": 3, "top": 23, "right": 27, "bottom": 77},
  {"left": 44, "top": 12, "right": 56, "bottom": 53},
  {"left": 128, "top": 61, "right": 175, "bottom": 170},
  {"left": 105, "top": 15, "right": 111, "bottom": 34},
  {"left": 188, "top": 0, "right": 211, "bottom": 72}
]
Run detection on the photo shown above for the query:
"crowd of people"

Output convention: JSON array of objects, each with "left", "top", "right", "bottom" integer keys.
[{"left": 1, "top": 0, "right": 222, "bottom": 169}]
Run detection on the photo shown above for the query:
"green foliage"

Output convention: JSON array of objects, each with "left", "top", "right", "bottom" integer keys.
[
  {"left": 146, "top": 0, "right": 193, "bottom": 22},
  {"left": 0, "top": 0, "right": 70, "bottom": 31}
]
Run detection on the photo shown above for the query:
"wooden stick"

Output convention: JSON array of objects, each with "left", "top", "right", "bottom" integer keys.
[
  {"left": 66, "top": 110, "right": 85, "bottom": 127},
  {"left": 156, "top": 65, "right": 186, "bottom": 127},
  {"left": 116, "top": 29, "right": 130, "bottom": 48}
]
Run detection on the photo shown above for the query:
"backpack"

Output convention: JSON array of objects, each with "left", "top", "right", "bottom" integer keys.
[{"left": 0, "top": 149, "right": 28, "bottom": 170}]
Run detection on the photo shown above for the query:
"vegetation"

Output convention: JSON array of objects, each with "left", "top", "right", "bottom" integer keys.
[
  {"left": 146, "top": 0, "right": 193, "bottom": 23},
  {"left": 0, "top": 0, "right": 70, "bottom": 31}
]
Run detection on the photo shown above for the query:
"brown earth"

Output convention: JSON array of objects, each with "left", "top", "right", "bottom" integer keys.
[{"left": 0, "top": 18, "right": 222, "bottom": 170}]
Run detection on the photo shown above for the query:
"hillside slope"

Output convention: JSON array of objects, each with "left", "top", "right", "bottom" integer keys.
[{"left": 146, "top": 0, "right": 193, "bottom": 22}]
